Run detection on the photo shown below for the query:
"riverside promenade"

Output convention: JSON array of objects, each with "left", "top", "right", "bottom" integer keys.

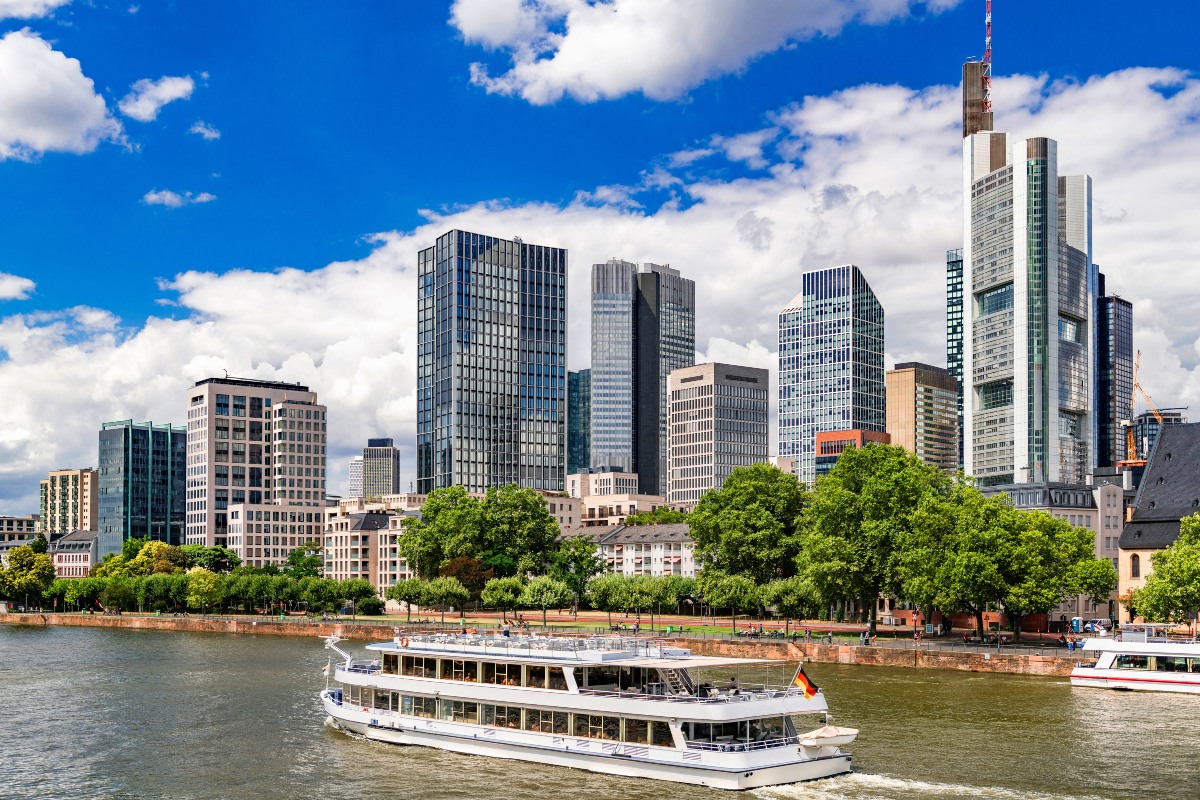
[{"left": 0, "top": 612, "right": 1078, "bottom": 677}]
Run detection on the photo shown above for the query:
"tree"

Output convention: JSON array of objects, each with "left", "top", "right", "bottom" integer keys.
[
  {"left": 440, "top": 557, "right": 493, "bottom": 603},
  {"left": 700, "top": 573, "right": 758, "bottom": 633},
  {"left": 338, "top": 578, "right": 377, "bottom": 619},
  {"left": 585, "top": 573, "right": 630, "bottom": 628},
  {"left": 44, "top": 578, "right": 69, "bottom": 609},
  {"left": 425, "top": 576, "right": 469, "bottom": 625},
  {"left": 386, "top": 578, "right": 426, "bottom": 623},
  {"left": 798, "top": 443, "right": 951, "bottom": 634},
  {"left": 100, "top": 577, "right": 137, "bottom": 611},
  {"left": 186, "top": 567, "right": 224, "bottom": 612},
  {"left": 661, "top": 575, "right": 698, "bottom": 616},
  {"left": 29, "top": 534, "right": 49, "bottom": 554},
  {"left": 181, "top": 545, "right": 242, "bottom": 574},
  {"left": 129, "top": 541, "right": 187, "bottom": 576},
  {"left": 0, "top": 545, "right": 56, "bottom": 608},
  {"left": 520, "top": 576, "right": 574, "bottom": 627},
  {"left": 65, "top": 577, "right": 106, "bottom": 610},
  {"left": 624, "top": 507, "right": 689, "bottom": 526},
  {"left": 548, "top": 536, "right": 606, "bottom": 604},
  {"left": 1129, "top": 515, "right": 1200, "bottom": 622},
  {"left": 688, "top": 463, "right": 807, "bottom": 584},
  {"left": 122, "top": 536, "right": 150, "bottom": 561},
  {"left": 625, "top": 575, "right": 663, "bottom": 629},
  {"left": 481, "top": 576, "right": 526, "bottom": 620},
  {"left": 284, "top": 542, "right": 323, "bottom": 579},
  {"left": 761, "top": 576, "right": 819, "bottom": 634},
  {"left": 478, "top": 485, "right": 560, "bottom": 576},
  {"left": 397, "top": 487, "right": 483, "bottom": 578}
]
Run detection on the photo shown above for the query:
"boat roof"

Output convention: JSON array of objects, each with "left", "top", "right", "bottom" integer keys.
[
  {"left": 1082, "top": 638, "right": 1200, "bottom": 655},
  {"left": 364, "top": 634, "right": 777, "bottom": 668}
]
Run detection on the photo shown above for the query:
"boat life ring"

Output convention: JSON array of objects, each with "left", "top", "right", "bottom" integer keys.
[{"left": 400, "top": 637, "right": 410, "bottom": 648}]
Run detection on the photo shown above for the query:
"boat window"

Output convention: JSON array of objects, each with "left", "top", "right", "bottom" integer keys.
[
  {"left": 345, "top": 684, "right": 361, "bottom": 705},
  {"left": 401, "top": 656, "right": 437, "bottom": 678},
  {"left": 408, "top": 695, "right": 437, "bottom": 719},
  {"left": 583, "top": 666, "right": 621, "bottom": 689},
  {"left": 548, "top": 668, "right": 568, "bottom": 691},
  {"left": 481, "top": 704, "right": 523, "bottom": 729},
  {"left": 573, "top": 714, "right": 620, "bottom": 740},
  {"left": 623, "top": 718, "right": 649, "bottom": 743},
  {"left": 445, "top": 660, "right": 479, "bottom": 682},
  {"left": 1114, "top": 654, "right": 1149, "bottom": 670},
  {"left": 387, "top": 691, "right": 400, "bottom": 711},
  {"left": 439, "top": 699, "right": 478, "bottom": 723},
  {"left": 525, "top": 709, "right": 569, "bottom": 734},
  {"left": 1155, "top": 656, "right": 1189, "bottom": 672},
  {"left": 382, "top": 654, "right": 399, "bottom": 674},
  {"left": 649, "top": 721, "right": 674, "bottom": 747},
  {"left": 483, "top": 661, "right": 522, "bottom": 686},
  {"left": 751, "top": 717, "right": 788, "bottom": 741},
  {"left": 684, "top": 720, "right": 746, "bottom": 743},
  {"left": 526, "top": 664, "right": 547, "bottom": 688}
]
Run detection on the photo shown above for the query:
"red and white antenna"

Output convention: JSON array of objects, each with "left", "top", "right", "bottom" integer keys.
[{"left": 981, "top": 0, "right": 993, "bottom": 113}]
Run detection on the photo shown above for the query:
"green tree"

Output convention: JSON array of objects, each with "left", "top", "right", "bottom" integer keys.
[
  {"left": 761, "top": 576, "right": 819, "bottom": 634},
  {"left": 186, "top": 567, "right": 224, "bottom": 612},
  {"left": 798, "top": 443, "right": 951, "bottom": 634},
  {"left": 585, "top": 573, "right": 630, "bottom": 628},
  {"left": 624, "top": 507, "right": 689, "bottom": 525},
  {"left": 0, "top": 545, "right": 57, "bottom": 608},
  {"left": 65, "top": 577, "right": 106, "bottom": 610},
  {"left": 284, "top": 542, "right": 323, "bottom": 579},
  {"left": 397, "top": 487, "right": 483, "bottom": 578},
  {"left": 548, "top": 536, "right": 606, "bottom": 604},
  {"left": 625, "top": 575, "right": 662, "bottom": 627},
  {"left": 142, "top": 573, "right": 175, "bottom": 611},
  {"left": 339, "top": 578, "right": 377, "bottom": 619},
  {"left": 478, "top": 485, "right": 560, "bottom": 576},
  {"left": 520, "top": 576, "right": 574, "bottom": 627},
  {"left": 129, "top": 540, "right": 187, "bottom": 576},
  {"left": 481, "top": 576, "right": 526, "bottom": 620},
  {"left": 181, "top": 545, "right": 243, "bottom": 574},
  {"left": 100, "top": 576, "right": 137, "bottom": 611},
  {"left": 424, "top": 576, "right": 469, "bottom": 625},
  {"left": 122, "top": 536, "right": 151, "bottom": 561},
  {"left": 688, "top": 463, "right": 807, "bottom": 584},
  {"left": 661, "top": 575, "right": 698, "bottom": 615},
  {"left": 385, "top": 578, "right": 426, "bottom": 623},
  {"left": 43, "top": 577, "right": 69, "bottom": 609},
  {"left": 700, "top": 573, "right": 759, "bottom": 634},
  {"left": 440, "top": 557, "right": 493, "bottom": 603},
  {"left": 29, "top": 533, "right": 49, "bottom": 554},
  {"left": 1129, "top": 515, "right": 1200, "bottom": 622}
]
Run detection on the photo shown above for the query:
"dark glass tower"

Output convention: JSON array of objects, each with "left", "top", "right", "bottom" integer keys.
[
  {"left": 568, "top": 369, "right": 591, "bottom": 475},
  {"left": 946, "top": 248, "right": 964, "bottom": 469},
  {"left": 416, "top": 230, "right": 566, "bottom": 494},
  {"left": 97, "top": 420, "right": 186, "bottom": 553},
  {"left": 1094, "top": 271, "right": 1134, "bottom": 468},
  {"left": 589, "top": 259, "right": 695, "bottom": 495}
]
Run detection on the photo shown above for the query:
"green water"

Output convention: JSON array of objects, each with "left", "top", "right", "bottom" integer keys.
[{"left": 0, "top": 626, "right": 1194, "bottom": 799}]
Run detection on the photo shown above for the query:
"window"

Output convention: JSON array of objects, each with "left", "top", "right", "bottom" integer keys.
[
  {"left": 524, "top": 709, "right": 568, "bottom": 734},
  {"left": 1114, "top": 654, "right": 1148, "bottom": 670},
  {"left": 1131, "top": 554, "right": 1140, "bottom": 579},
  {"left": 482, "top": 662, "right": 522, "bottom": 686},
  {"left": 481, "top": 704, "right": 523, "bottom": 729},
  {"left": 439, "top": 699, "right": 478, "bottom": 723},
  {"left": 573, "top": 714, "right": 620, "bottom": 740}
]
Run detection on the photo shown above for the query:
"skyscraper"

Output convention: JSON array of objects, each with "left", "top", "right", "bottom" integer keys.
[
  {"left": 946, "top": 248, "right": 965, "bottom": 469},
  {"left": 778, "top": 265, "right": 885, "bottom": 485},
  {"left": 568, "top": 369, "right": 591, "bottom": 475},
  {"left": 1094, "top": 271, "right": 1134, "bottom": 468},
  {"left": 347, "top": 456, "right": 363, "bottom": 498},
  {"left": 39, "top": 468, "right": 98, "bottom": 536},
  {"left": 589, "top": 259, "right": 695, "bottom": 495},
  {"left": 97, "top": 419, "right": 186, "bottom": 553},
  {"left": 885, "top": 363, "right": 959, "bottom": 472},
  {"left": 416, "top": 229, "right": 567, "bottom": 494},
  {"left": 362, "top": 438, "right": 401, "bottom": 497}
]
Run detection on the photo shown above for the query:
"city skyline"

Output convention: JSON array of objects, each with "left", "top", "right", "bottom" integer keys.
[{"left": 2, "top": 2, "right": 1200, "bottom": 512}]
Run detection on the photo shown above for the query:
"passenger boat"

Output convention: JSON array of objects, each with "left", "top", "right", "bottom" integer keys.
[
  {"left": 319, "top": 632, "right": 857, "bottom": 790},
  {"left": 1069, "top": 625, "right": 1200, "bottom": 694}
]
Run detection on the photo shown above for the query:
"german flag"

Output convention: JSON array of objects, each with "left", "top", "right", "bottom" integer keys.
[{"left": 792, "top": 663, "right": 819, "bottom": 700}]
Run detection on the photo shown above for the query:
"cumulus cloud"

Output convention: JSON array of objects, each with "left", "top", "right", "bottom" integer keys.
[
  {"left": 0, "top": 0, "right": 69, "bottom": 20},
  {"left": 188, "top": 120, "right": 220, "bottom": 140},
  {"left": 0, "top": 272, "right": 35, "bottom": 300},
  {"left": 118, "top": 75, "right": 195, "bottom": 122},
  {"left": 143, "top": 189, "right": 216, "bottom": 208},
  {"left": 454, "top": 0, "right": 961, "bottom": 104},
  {"left": 0, "top": 29, "right": 123, "bottom": 160},
  {"left": 3, "top": 66, "right": 1200, "bottom": 513}
]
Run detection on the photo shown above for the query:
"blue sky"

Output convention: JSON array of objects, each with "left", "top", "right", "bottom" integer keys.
[{"left": 2, "top": 0, "right": 1199, "bottom": 511}]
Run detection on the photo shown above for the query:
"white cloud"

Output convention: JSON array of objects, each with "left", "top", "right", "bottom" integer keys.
[
  {"left": 0, "top": 0, "right": 69, "bottom": 20},
  {"left": 188, "top": 120, "right": 220, "bottom": 140},
  {"left": 118, "top": 75, "right": 195, "bottom": 122},
  {"left": 0, "top": 29, "right": 123, "bottom": 160},
  {"left": 0, "top": 272, "right": 35, "bottom": 300},
  {"left": 454, "top": 0, "right": 962, "bottom": 104},
  {"left": 143, "top": 189, "right": 216, "bottom": 208},
  {"left": 3, "top": 66, "right": 1200, "bottom": 513}
]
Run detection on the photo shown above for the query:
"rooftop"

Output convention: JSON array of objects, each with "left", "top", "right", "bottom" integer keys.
[
  {"left": 1120, "top": 423, "right": 1200, "bottom": 550},
  {"left": 192, "top": 376, "right": 311, "bottom": 392}
]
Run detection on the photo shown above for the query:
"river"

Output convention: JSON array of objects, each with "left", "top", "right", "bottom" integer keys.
[{"left": 0, "top": 626, "right": 1194, "bottom": 799}]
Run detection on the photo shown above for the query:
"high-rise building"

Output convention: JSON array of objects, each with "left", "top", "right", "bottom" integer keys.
[
  {"left": 885, "top": 363, "right": 960, "bottom": 472},
  {"left": 667, "top": 362, "right": 769, "bottom": 504},
  {"left": 185, "top": 377, "right": 327, "bottom": 549},
  {"left": 97, "top": 420, "right": 186, "bottom": 554},
  {"left": 1094, "top": 271, "right": 1134, "bottom": 468},
  {"left": 568, "top": 369, "right": 591, "bottom": 475},
  {"left": 946, "top": 248, "right": 965, "bottom": 468},
  {"left": 362, "top": 438, "right": 401, "bottom": 498},
  {"left": 778, "top": 265, "right": 885, "bottom": 485},
  {"left": 416, "top": 229, "right": 567, "bottom": 494},
  {"left": 814, "top": 429, "right": 891, "bottom": 478},
  {"left": 590, "top": 259, "right": 695, "bottom": 496},
  {"left": 347, "top": 456, "right": 363, "bottom": 498},
  {"left": 39, "top": 468, "right": 98, "bottom": 536},
  {"left": 1131, "top": 409, "right": 1188, "bottom": 462}
]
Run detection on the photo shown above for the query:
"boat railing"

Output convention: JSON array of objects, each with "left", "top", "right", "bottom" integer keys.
[
  {"left": 577, "top": 684, "right": 815, "bottom": 704},
  {"left": 685, "top": 735, "right": 800, "bottom": 752},
  {"left": 385, "top": 633, "right": 692, "bottom": 660},
  {"left": 343, "top": 660, "right": 381, "bottom": 675}
]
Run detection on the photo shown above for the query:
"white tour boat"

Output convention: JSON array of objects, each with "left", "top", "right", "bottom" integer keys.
[
  {"left": 1069, "top": 625, "right": 1200, "bottom": 694},
  {"left": 319, "top": 632, "right": 857, "bottom": 790}
]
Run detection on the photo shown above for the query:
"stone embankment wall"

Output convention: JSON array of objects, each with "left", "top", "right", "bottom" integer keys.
[{"left": 1, "top": 613, "right": 1076, "bottom": 677}]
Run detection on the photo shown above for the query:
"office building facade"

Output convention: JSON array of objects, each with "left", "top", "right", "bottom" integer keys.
[
  {"left": 568, "top": 369, "right": 591, "bottom": 476},
  {"left": 667, "top": 362, "right": 769, "bottom": 504},
  {"left": 1094, "top": 271, "right": 1134, "bottom": 468},
  {"left": 590, "top": 259, "right": 695, "bottom": 496},
  {"left": 362, "top": 438, "right": 402, "bottom": 498},
  {"left": 39, "top": 468, "right": 98, "bottom": 536},
  {"left": 347, "top": 456, "right": 363, "bottom": 498},
  {"left": 416, "top": 229, "right": 567, "bottom": 494},
  {"left": 1131, "top": 409, "right": 1188, "bottom": 462},
  {"left": 885, "top": 363, "right": 960, "bottom": 472},
  {"left": 97, "top": 419, "right": 186, "bottom": 554},
  {"left": 778, "top": 265, "right": 885, "bottom": 485},
  {"left": 185, "top": 377, "right": 327, "bottom": 548},
  {"left": 814, "top": 429, "right": 892, "bottom": 478},
  {"left": 946, "top": 248, "right": 965, "bottom": 468}
]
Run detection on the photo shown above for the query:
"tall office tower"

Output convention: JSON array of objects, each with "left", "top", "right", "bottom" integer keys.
[
  {"left": 416, "top": 229, "right": 567, "bottom": 494},
  {"left": 38, "top": 468, "right": 98, "bottom": 536},
  {"left": 568, "top": 369, "right": 591, "bottom": 475},
  {"left": 347, "top": 456, "right": 363, "bottom": 498},
  {"left": 667, "top": 363, "right": 769, "bottom": 504},
  {"left": 1132, "top": 409, "right": 1188, "bottom": 462},
  {"left": 185, "top": 377, "right": 327, "bottom": 547},
  {"left": 946, "top": 248, "right": 965, "bottom": 468},
  {"left": 97, "top": 420, "right": 186, "bottom": 553},
  {"left": 1094, "top": 271, "right": 1134, "bottom": 467},
  {"left": 778, "top": 265, "right": 885, "bottom": 485},
  {"left": 885, "top": 363, "right": 960, "bottom": 472},
  {"left": 589, "top": 259, "right": 695, "bottom": 495},
  {"left": 362, "top": 438, "right": 402, "bottom": 497}
]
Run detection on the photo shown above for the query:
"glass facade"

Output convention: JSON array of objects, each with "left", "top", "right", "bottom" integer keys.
[
  {"left": 945, "top": 248, "right": 964, "bottom": 469},
  {"left": 568, "top": 369, "right": 591, "bottom": 475},
  {"left": 416, "top": 230, "right": 566, "bottom": 494},
  {"left": 778, "top": 265, "right": 885, "bottom": 485},
  {"left": 1094, "top": 274, "right": 1134, "bottom": 467},
  {"left": 98, "top": 420, "right": 186, "bottom": 551},
  {"left": 589, "top": 259, "right": 695, "bottom": 495}
]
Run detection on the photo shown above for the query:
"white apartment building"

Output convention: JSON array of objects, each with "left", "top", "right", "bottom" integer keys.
[
  {"left": 39, "top": 469, "right": 98, "bottom": 536},
  {"left": 578, "top": 523, "right": 696, "bottom": 578},
  {"left": 566, "top": 469, "right": 639, "bottom": 498}
]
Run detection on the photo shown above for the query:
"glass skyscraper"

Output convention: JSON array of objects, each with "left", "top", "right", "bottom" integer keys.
[
  {"left": 589, "top": 259, "right": 695, "bottom": 495},
  {"left": 568, "top": 369, "right": 591, "bottom": 475},
  {"left": 98, "top": 419, "right": 186, "bottom": 553},
  {"left": 1094, "top": 271, "right": 1134, "bottom": 467},
  {"left": 778, "top": 265, "right": 885, "bottom": 485},
  {"left": 946, "top": 248, "right": 964, "bottom": 469},
  {"left": 416, "top": 229, "right": 566, "bottom": 494}
]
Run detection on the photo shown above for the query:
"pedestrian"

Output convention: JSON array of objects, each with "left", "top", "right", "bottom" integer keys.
[{"left": 826, "top": 631, "right": 833, "bottom": 645}]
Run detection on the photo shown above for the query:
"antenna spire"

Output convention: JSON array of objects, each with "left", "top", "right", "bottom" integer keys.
[{"left": 981, "top": 0, "right": 993, "bottom": 113}]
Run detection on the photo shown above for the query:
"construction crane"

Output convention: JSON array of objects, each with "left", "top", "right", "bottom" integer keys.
[
  {"left": 1117, "top": 350, "right": 1163, "bottom": 468},
  {"left": 982, "top": 0, "right": 993, "bottom": 113}
]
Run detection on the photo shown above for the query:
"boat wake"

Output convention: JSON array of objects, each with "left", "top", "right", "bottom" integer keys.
[{"left": 755, "top": 773, "right": 1112, "bottom": 800}]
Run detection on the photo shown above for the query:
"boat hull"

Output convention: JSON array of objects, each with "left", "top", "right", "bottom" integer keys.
[
  {"left": 1070, "top": 668, "right": 1200, "bottom": 694},
  {"left": 321, "top": 692, "right": 851, "bottom": 790}
]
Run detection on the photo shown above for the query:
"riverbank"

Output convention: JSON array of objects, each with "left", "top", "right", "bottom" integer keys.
[{"left": 0, "top": 612, "right": 1078, "bottom": 676}]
